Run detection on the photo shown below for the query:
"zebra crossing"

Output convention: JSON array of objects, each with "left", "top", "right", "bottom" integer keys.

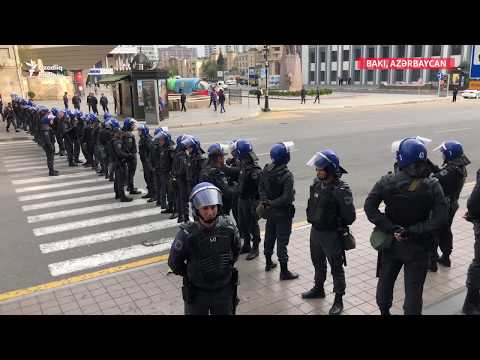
[{"left": 1, "top": 140, "right": 180, "bottom": 279}]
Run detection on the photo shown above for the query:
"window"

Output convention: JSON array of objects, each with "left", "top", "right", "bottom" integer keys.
[
  {"left": 451, "top": 45, "right": 462, "bottom": 55},
  {"left": 382, "top": 46, "right": 390, "bottom": 58},
  {"left": 309, "top": 48, "right": 316, "bottom": 64},
  {"left": 343, "top": 50, "right": 350, "bottom": 61},
  {"left": 309, "top": 71, "right": 315, "bottom": 82},
  {"left": 354, "top": 70, "right": 361, "bottom": 82},
  {"left": 273, "top": 47, "right": 280, "bottom": 51},
  {"left": 368, "top": 47, "right": 375, "bottom": 58},
  {"left": 367, "top": 70, "right": 374, "bottom": 82},
  {"left": 331, "top": 51, "right": 338, "bottom": 62},
  {"left": 414, "top": 45, "right": 423, "bottom": 57},
  {"left": 0, "top": 48, "right": 10, "bottom": 58},
  {"left": 381, "top": 70, "right": 389, "bottom": 82},
  {"left": 320, "top": 71, "right": 325, "bottom": 81},
  {"left": 411, "top": 69, "right": 421, "bottom": 82},
  {"left": 331, "top": 70, "right": 337, "bottom": 81},
  {"left": 354, "top": 48, "right": 361, "bottom": 59},
  {"left": 395, "top": 70, "right": 404, "bottom": 82},
  {"left": 431, "top": 45, "right": 442, "bottom": 56},
  {"left": 320, "top": 51, "right": 326, "bottom": 62},
  {"left": 397, "top": 45, "right": 406, "bottom": 58}
]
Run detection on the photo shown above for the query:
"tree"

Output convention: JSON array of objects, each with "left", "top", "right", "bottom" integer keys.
[
  {"left": 201, "top": 60, "right": 217, "bottom": 81},
  {"left": 217, "top": 51, "right": 225, "bottom": 71}
]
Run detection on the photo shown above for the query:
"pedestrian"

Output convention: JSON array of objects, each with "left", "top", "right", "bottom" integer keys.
[
  {"left": 86, "top": 93, "right": 93, "bottom": 113},
  {"left": 113, "top": 92, "right": 118, "bottom": 114},
  {"left": 218, "top": 89, "right": 226, "bottom": 113},
  {"left": 301, "top": 149, "right": 356, "bottom": 316},
  {"left": 256, "top": 88, "right": 261, "bottom": 106},
  {"left": 300, "top": 87, "right": 307, "bottom": 104},
  {"left": 90, "top": 94, "right": 99, "bottom": 115},
  {"left": 211, "top": 89, "right": 218, "bottom": 111},
  {"left": 100, "top": 93, "right": 109, "bottom": 113},
  {"left": 63, "top": 92, "right": 69, "bottom": 109},
  {"left": 180, "top": 89, "right": 187, "bottom": 112},
  {"left": 111, "top": 119, "right": 133, "bottom": 202},
  {"left": 431, "top": 141, "right": 470, "bottom": 269},
  {"left": 258, "top": 141, "right": 299, "bottom": 281},
  {"left": 39, "top": 113, "right": 59, "bottom": 176},
  {"left": 171, "top": 135, "right": 190, "bottom": 223},
  {"left": 4, "top": 103, "right": 20, "bottom": 132},
  {"left": 452, "top": 87, "right": 458, "bottom": 102},
  {"left": 234, "top": 139, "right": 262, "bottom": 260},
  {"left": 137, "top": 124, "right": 156, "bottom": 201},
  {"left": 348, "top": 77, "right": 352, "bottom": 85},
  {"left": 168, "top": 182, "right": 241, "bottom": 315},
  {"left": 122, "top": 118, "right": 141, "bottom": 195},
  {"left": 72, "top": 93, "right": 81, "bottom": 110},
  {"left": 364, "top": 137, "right": 448, "bottom": 315},
  {"left": 313, "top": 87, "right": 320, "bottom": 103},
  {"left": 463, "top": 168, "right": 480, "bottom": 314}
]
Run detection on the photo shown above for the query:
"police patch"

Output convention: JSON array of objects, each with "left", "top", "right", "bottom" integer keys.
[
  {"left": 173, "top": 239, "right": 183, "bottom": 250},
  {"left": 344, "top": 196, "right": 353, "bottom": 205}
]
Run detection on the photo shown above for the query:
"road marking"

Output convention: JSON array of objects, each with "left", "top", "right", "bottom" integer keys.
[
  {"left": 39, "top": 221, "right": 178, "bottom": 253},
  {"left": 0, "top": 140, "right": 36, "bottom": 146},
  {"left": 4, "top": 160, "right": 51, "bottom": 167},
  {"left": 3, "top": 157, "right": 46, "bottom": 164},
  {"left": 16, "top": 178, "right": 105, "bottom": 193},
  {"left": 19, "top": 184, "right": 112, "bottom": 202},
  {"left": 48, "top": 241, "right": 174, "bottom": 277},
  {"left": 6, "top": 162, "right": 79, "bottom": 172},
  {"left": 28, "top": 198, "right": 149, "bottom": 223},
  {"left": 12, "top": 172, "right": 93, "bottom": 185},
  {"left": 22, "top": 193, "right": 114, "bottom": 211},
  {"left": 434, "top": 127, "right": 472, "bottom": 134},
  {"left": 33, "top": 207, "right": 164, "bottom": 236}
]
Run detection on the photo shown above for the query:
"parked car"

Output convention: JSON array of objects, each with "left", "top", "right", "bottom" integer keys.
[
  {"left": 225, "top": 79, "right": 237, "bottom": 86},
  {"left": 461, "top": 89, "right": 480, "bottom": 99}
]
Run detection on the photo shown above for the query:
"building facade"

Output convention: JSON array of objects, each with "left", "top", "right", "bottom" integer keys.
[
  {"left": 136, "top": 45, "right": 159, "bottom": 63},
  {"left": 302, "top": 45, "right": 472, "bottom": 87},
  {"left": 204, "top": 45, "right": 217, "bottom": 58},
  {"left": 158, "top": 46, "right": 198, "bottom": 62}
]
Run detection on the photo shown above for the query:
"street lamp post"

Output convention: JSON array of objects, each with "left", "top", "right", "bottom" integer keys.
[{"left": 263, "top": 45, "right": 270, "bottom": 112}]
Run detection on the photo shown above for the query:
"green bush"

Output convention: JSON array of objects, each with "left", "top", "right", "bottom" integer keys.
[{"left": 27, "top": 91, "right": 35, "bottom": 99}]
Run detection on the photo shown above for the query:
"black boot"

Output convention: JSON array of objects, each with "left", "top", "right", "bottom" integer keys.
[
  {"left": 437, "top": 254, "right": 451, "bottom": 267},
  {"left": 161, "top": 208, "right": 173, "bottom": 214},
  {"left": 462, "top": 287, "right": 480, "bottom": 315},
  {"left": 329, "top": 294, "right": 344, "bottom": 315},
  {"left": 169, "top": 213, "right": 178, "bottom": 220},
  {"left": 246, "top": 244, "right": 259, "bottom": 261},
  {"left": 49, "top": 170, "right": 59, "bottom": 176},
  {"left": 120, "top": 194, "right": 133, "bottom": 202},
  {"left": 265, "top": 257, "right": 277, "bottom": 272},
  {"left": 380, "top": 308, "right": 391, "bottom": 316},
  {"left": 429, "top": 258, "right": 438, "bottom": 272},
  {"left": 129, "top": 188, "right": 141, "bottom": 195},
  {"left": 147, "top": 198, "right": 156, "bottom": 203},
  {"left": 141, "top": 193, "right": 152, "bottom": 199},
  {"left": 240, "top": 241, "right": 251, "bottom": 255},
  {"left": 279, "top": 262, "right": 299, "bottom": 281},
  {"left": 177, "top": 216, "right": 184, "bottom": 223},
  {"left": 301, "top": 287, "right": 326, "bottom": 299}
]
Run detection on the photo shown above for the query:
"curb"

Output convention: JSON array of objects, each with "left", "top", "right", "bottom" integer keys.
[
  {"left": 166, "top": 111, "right": 261, "bottom": 129},
  {"left": 0, "top": 136, "right": 31, "bottom": 143}
]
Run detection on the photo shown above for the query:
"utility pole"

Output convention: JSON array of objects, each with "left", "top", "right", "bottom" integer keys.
[{"left": 262, "top": 45, "right": 270, "bottom": 112}]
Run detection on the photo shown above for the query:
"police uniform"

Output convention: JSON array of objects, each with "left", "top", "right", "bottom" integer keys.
[
  {"left": 138, "top": 132, "right": 155, "bottom": 199},
  {"left": 168, "top": 214, "right": 242, "bottom": 315},
  {"left": 62, "top": 116, "right": 76, "bottom": 166},
  {"left": 364, "top": 169, "right": 448, "bottom": 315},
  {"left": 52, "top": 114, "right": 66, "bottom": 156},
  {"left": 199, "top": 163, "right": 239, "bottom": 216},
  {"left": 39, "top": 116, "right": 57, "bottom": 176},
  {"left": 464, "top": 169, "right": 480, "bottom": 314},
  {"left": 151, "top": 137, "right": 175, "bottom": 210},
  {"left": 123, "top": 131, "right": 139, "bottom": 194},
  {"left": 172, "top": 148, "right": 189, "bottom": 222},
  {"left": 186, "top": 152, "right": 207, "bottom": 194},
  {"left": 112, "top": 132, "right": 133, "bottom": 201}
]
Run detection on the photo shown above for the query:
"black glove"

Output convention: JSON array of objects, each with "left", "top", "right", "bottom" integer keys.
[
  {"left": 392, "top": 226, "right": 408, "bottom": 241},
  {"left": 262, "top": 199, "right": 272, "bottom": 208}
]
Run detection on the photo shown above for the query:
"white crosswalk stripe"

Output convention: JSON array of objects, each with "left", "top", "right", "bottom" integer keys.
[
  {"left": 19, "top": 184, "right": 112, "bottom": 201},
  {"left": 0, "top": 140, "right": 37, "bottom": 146},
  {"left": 5, "top": 160, "right": 50, "bottom": 167},
  {"left": 7, "top": 163, "right": 82, "bottom": 172},
  {"left": 48, "top": 241, "right": 174, "bottom": 277},
  {"left": 27, "top": 198, "right": 149, "bottom": 223},
  {"left": 22, "top": 193, "right": 114, "bottom": 211},
  {"left": 33, "top": 207, "right": 164, "bottom": 236},
  {"left": 16, "top": 178, "right": 105, "bottom": 193},
  {"left": 12, "top": 172, "right": 93, "bottom": 185},
  {"left": 39, "top": 220, "right": 178, "bottom": 253}
]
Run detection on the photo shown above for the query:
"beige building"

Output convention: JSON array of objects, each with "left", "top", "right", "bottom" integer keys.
[
  {"left": 0, "top": 45, "right": 28, "bottom": 102},
  {"left": 225, "top": 51, "right": 237, "bottom": 72}
]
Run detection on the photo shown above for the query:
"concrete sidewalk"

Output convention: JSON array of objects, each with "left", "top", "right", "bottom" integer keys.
[{"left": 0, "top": 180, "right": 475, "bottom": 315}]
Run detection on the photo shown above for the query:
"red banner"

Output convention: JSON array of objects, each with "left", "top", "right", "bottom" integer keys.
[{"left": 356, "top": 58, "right": 455, "bottom": 70}]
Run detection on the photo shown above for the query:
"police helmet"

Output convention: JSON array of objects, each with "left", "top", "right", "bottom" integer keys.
[
  {"left": 123, "top": 117, "right": 137, "bottom": 131},
  {"left": 40, "top": 114, "right": 55, "bottom": 125},
  {"left": 208, "top": 143, "right": 229, "bottom": 158},
  {"left": 270, "top": 141, "right": 295, "bottom": 165},
  {"left": 235, "top": 139, "right": 253, "bottom": 159},
  {"left": 189, "top": 182, "right": 223, "bottom": 210},
  {"left": 396, "top": 138, "right": 428, "bottom": 169},
  {"left": 137, "top": 124, "right": 149, "bottom": 137},
  {"left": 306, "top": 149, "right": 347, "bottom": 176},
  {"left": 434, "top": 140, "right": 464, "bottom": 162}
]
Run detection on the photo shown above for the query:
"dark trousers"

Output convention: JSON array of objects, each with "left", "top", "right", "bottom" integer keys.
[
  {"left": 184, "top": 284, "right": 233, "bottom": 315},
  {"left": 102, "top": 105, "right": 109, "bottom": 113},
  {"left": 309, "top": 227, "right": 346, "bottom": 295},
  {"left": 219, "top": 101, "right": 225, "bottom": 113},
  {"left": 212, "top": 101, "right": 217, "bottom": 111},
  {"left": 114, "top": 163, "right": 127, "bottom": 197},
  {"left": 64, "top": 102, "right": 69, "bottom": 109},
  {"left": 42, "top": 142, "right": 55, "bottom": 173},
  {"left": 114, "top": 100, "right": 117, "bottom": 114},
  {"left": 376, "top": 241, "right": 429, "bottom": 315},
  {"left": 231, "top": 197, "right": 239, "bottom": 225},
  {"left": 88, "top": 105, "right": 92, "bottom": 113},
  {"left": 436, "top": 201, "right": 458, "bottom": 257},
  {"left": 81, "top": 142, "right": 90, "bottom": 164},
  {"left": 467, "top": 221, "right": 480, "bottom": 290},
  {"left": 453, "top": 94, "right": 457, "bottom": 102},
  {"left": 257, "top": 96, "right": 260, "bottom": 105},
  {"left": 92, "top": 105, "right": 99, "bottom": 114},
  {"left": 238, "top": 198, "right": 261, "bottom": 249},
  {"left": 264, "top": 213, "right": 293, "bottom": 263},
  {"left": 155, "top": 171, "right": 173, "bottom": 208},
  {"left": 64, "top": 139, "right": 74, "bottom": 164},
  {"left": 301, "top": 97, "right": 306, "bottom": 104},
  {"left": 73, "top": 139, "right": 81, "bottom": 161},
  {"left": 6, "top": 117, "right": 17, "bottom": 131},
  {"left": 313, "top": 95, "right": 320, "bottom": 103},
  {"left": 175, "top": 177, "right": 189, "bottom": 220},
  {"left": 74, "top": 104, "right": 80, "bottom": 110},
  {"left": 126, "top": 157, "right": 137, "bottom": 191},
  {"left": 141, "top": 162, "right": 155, "bottom": 196},
  {"left": 107, "top": 149, "right": 115, "bottom": 180},
  {"left": 55, "top": 133, "right": 65, "bottom": 154},
  {"left": 181, "top": 102, "right": 186, "bottom": 112}
]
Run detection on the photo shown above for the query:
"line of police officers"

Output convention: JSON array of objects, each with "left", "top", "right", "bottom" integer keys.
[{"left": 8, "top": 93, "right": 480, "bottom": 316}]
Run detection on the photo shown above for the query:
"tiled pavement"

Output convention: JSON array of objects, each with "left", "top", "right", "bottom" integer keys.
[{"left": 0, "top": 181, "right": 476, "bottom": 315}]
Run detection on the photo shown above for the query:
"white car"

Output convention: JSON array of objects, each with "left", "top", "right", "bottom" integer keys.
[
  {"left": 462, "top": 89, "right": 480, "bottom": 99},
  {"left": 225, "top": 79, "right": 237, "bottom": 86}
]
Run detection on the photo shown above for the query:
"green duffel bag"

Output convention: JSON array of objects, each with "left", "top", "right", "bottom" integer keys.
[{"left": 370, "top": 227, "right": 394, "bottom": 251}]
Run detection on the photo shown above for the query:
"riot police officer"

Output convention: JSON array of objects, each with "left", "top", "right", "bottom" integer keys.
[
  {"left": 199, "top": 143, "right": 240, "bottom": 217},
  {"left": 81, "top": 114, "right": 94, "bottom": 168},
  {"left": 234, "top": 139, "right": 262, "bottom": 260},
  {"left": 183, "top": 135, "right": 207, "bottom": 194},
  {"left": 62, "top": 111, "right": 76, "bottom": 167},
  {"left": 463, "top": 168, "right": 480, "bottom": 315},
  {"left": 226, "top": 139, "right": 241, "bottom": 225},
  {"left": 301, "top": 149, "right": 356, "bottom": 316},
  {"left": 364, "top": 137, "right": 448, "bottom": 315},
  {"left": 172, "top": 135, "right": 190, "bottom": 223},
  {"left": 137, "top": 124, "right": 155, "bottom": 200},
  {"left": 39, "top": 113, "right": 59, "bottom": 176},
  {"left": 111, "top": 119, "right": 133, "bottom": 202},
  {"left": 431, "top": 140, "right": 470, "bottom": 268},
  {"left": 89, "top": 114, "right": 101, "bottom": 173},
  {"left": 151, "top": 128, "right": 176, "bottom": 210},
  {"left": 168, "top": 182, "right": 242, "bottom": 315},
  {"left": 122, "top": 118, "right": 141, "bottom": 195},
  {"left": 4, "top": 103, "right": 19, "bottom": 132},
  {"left": 258, "top": 142, "right": 299, "bottom": 280},
  {"left": 52, "top": 108, "right": 66, "bottom": 156}
]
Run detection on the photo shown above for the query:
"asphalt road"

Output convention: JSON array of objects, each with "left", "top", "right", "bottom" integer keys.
[{"left": 1, "top": 99, "right": 479, "bottom": 293}]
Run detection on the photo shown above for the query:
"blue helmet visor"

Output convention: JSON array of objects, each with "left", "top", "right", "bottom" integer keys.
[{"left": 190, "top": 186, "right": 223, "bottom": 209}]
